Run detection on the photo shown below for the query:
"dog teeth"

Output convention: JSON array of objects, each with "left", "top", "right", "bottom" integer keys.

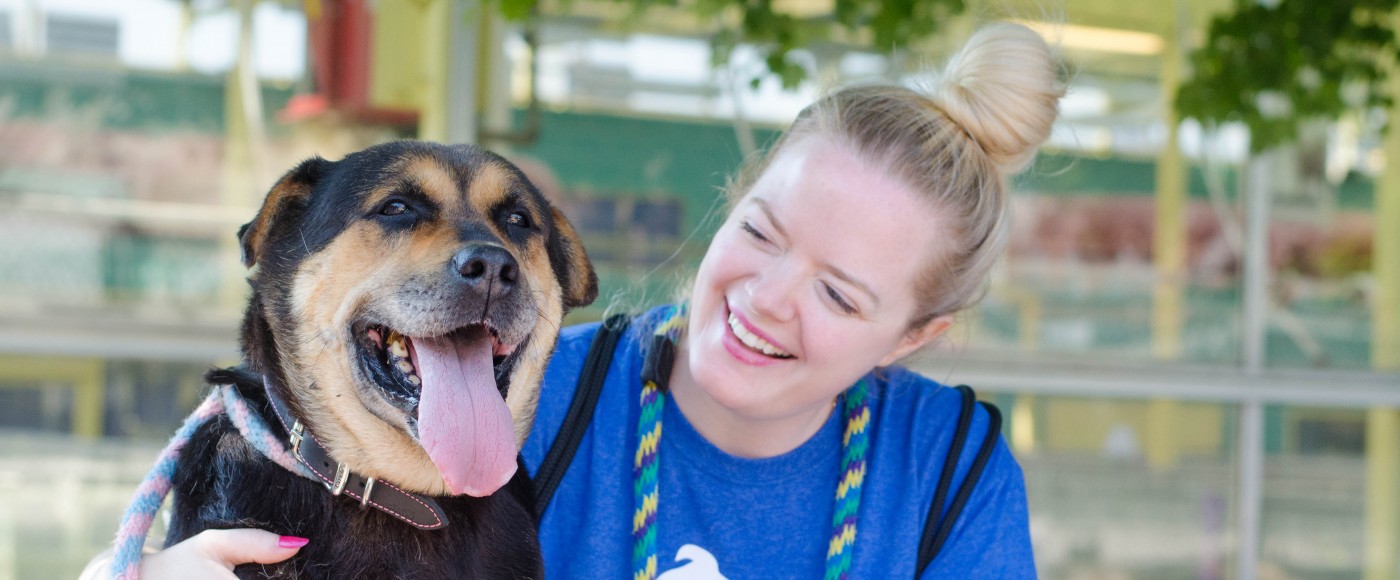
[
  {"left": 381, "top": 332, "right": 422, "bottom": 386},
  {"left": 389, "top": 339, "right": 408, "bottom": 358}
]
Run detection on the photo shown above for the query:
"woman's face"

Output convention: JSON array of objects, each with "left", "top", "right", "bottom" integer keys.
[{"left": 682, "top": 134, "right": 953, "bottom": 423}]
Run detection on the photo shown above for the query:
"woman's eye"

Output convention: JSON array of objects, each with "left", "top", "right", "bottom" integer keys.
[
  {"left": 825, "top": 283, "right": 857, "bottom": 314},
  {"left": 380, "top": 200, "right": 408, "bottom": 216},
  {"left": 506, "top": 211, "right": 531, "bottom": 228},
  {"left": 740, "top": 220, "right": 769, "bottom": 242}
]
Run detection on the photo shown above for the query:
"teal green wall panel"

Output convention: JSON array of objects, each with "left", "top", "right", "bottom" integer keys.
[
  {"left": 0, "top": 60, "right": 294, "bottom": 133},
  {"left": 512, "top": 109, "right": 782, "bottom": 236}
]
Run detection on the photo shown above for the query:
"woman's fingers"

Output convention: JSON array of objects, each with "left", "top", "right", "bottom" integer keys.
[
  {"left": 79, "top": 528, "right": 307, "bottom": 580},
  {"left": 188, "top": 528, "right": 308, "bottom": 568},
  {"left": 101, "top": 528, "right": 311, "bottom": 579}
]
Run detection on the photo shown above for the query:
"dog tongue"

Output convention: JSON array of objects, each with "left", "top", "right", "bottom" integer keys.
[{"left": 413, "top": 327, "right": 517, "bottom": 497}]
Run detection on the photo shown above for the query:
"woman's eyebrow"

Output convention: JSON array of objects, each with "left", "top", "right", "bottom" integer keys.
[
  {"left": 750, "top": 197, "right": 788, "bottom": 240},
  {"left": 826, "top": 263, "right": 880, "bottom": 307}
]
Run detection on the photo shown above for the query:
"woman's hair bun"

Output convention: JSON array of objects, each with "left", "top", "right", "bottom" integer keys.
[{"left": 914, "top": 22, "right": 1064, "bottom": 174}]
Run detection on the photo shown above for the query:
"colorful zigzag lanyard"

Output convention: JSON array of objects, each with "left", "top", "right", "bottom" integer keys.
[{"left": 632, "top": 309, "right": 872, "bottom": 580}]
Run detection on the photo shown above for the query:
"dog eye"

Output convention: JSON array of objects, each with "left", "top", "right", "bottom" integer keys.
[
  {"left": 505, "top": 211, "right": 531, "bottom": 228},
  {"left": 380, "top": 200, "right": 408, "bottom": 216}
]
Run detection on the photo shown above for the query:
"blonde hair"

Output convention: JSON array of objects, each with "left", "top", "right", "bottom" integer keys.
[{"left": 725, "top": 22, "right": 1063, "bottom": 329}]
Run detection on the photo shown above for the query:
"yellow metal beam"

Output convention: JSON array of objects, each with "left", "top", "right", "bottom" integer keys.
[
  {"left": 1011, "top": 394, "right": 1036, "bottom": 455},
  {"left": 1367, "top": 409, "right": 1399, "bottom": 580},
  {"left": 1152, "top": 30, "right": 1185, "bottom": 362},
  {"left": 418, "top": 0, "right": 450, "bottom": 142},
  {"left": 220, "top": 1, "right": 262, "bottom": 309},
  {"left": 371, "top": 2, "right": 430, "bottom": 112},
  {"left": 1143, "top": 398, "right": 1183, "bottom": 470},
  {"left": 1365, "top": 10, "right": 1400, "bottom": 578},
  {"left": 1377, "top": 22, "right": 1400, "bottom": 374},
  {"left": 0, "top": 355, "right": 105, "bottom": 438},
  {"left": 1012, "top": 290, "right": 1040, "bottom": 455},
  {"left": 1147, "top": 11, "right": 1186, "bottom": 471}
]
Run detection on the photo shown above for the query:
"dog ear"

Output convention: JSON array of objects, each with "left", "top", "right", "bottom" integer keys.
[
  {"left": 238, "top": 157, "right": 328, "bottom": 268},
  {"left": 546, "top": 206, "right": 598, "bottom": 309}
]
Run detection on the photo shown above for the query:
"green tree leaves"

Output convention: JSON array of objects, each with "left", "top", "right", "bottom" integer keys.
[
  {"left": 496, "top": 0, "right": 965, "bottom": 87},
  {"left": 1176, "top": 0, "right": 1400, "bottom": 152}
]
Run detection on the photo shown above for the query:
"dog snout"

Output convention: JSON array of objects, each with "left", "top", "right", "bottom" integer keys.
[{"left": 451, "top": 244, "right": 519, "bottom": 290}]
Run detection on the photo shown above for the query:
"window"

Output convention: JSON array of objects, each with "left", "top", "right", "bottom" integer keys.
[{"left": 46, "top": 14, "right": 118, "bottom": 58}]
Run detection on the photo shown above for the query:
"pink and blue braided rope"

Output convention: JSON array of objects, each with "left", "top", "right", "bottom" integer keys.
[
  {"left": 110, "top": 385, "right": 315, "bottom": 579},
  {"left": 630, "top": 308, "right": 871, "bottom": 580}
]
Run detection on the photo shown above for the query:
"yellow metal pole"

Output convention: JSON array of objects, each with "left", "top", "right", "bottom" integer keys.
[
  {"left": 1378, "top": 12, "right": 1400, "bottom": 373},
  {"left": 1012, "top": 291, "right": 1038, "bottom": 455},
  {"left": 1365, "top": 13, "right": 1400, "bottom": 575},
  {"left": 0, "top": 356, "right": 106, "bottom": 437},
  {"left": 219, "top": 0, "right": 260, "bottom": 309},
  {"left": 1153, "top": 30, "right": 1186, "bottom": 363},
  {"left": 175, "top": 0, "right": 191, "bottom": 72},
  {"left": 1366, "top": 410, "right": 1399, "bottom": 580},
  {"left": 418, "top": 0, "right": 449, "bottom": 142},
  {"left": 1010, "top": 395, "right": 1036, "bottom": 456},
  {"left": 220, "top": 70, "right": 252, "bottom": 308},
  {"left": 1148, "top": 18, "right": 1186, "bottom": 471},
  {"left": 71, "top": 359, "right": 105, "bottom": 438}
]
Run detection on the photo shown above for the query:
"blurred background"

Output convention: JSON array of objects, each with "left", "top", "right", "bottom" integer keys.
[{"left": 0, "top": 0, "right": 1396, "bottom": 578}]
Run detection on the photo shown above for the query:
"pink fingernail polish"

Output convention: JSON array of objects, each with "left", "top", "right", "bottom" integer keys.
[{"left": 278, "top": 535, "right": 310, "bottom": 549}]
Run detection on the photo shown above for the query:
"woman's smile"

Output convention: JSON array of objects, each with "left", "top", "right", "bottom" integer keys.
[{"left": 721, "top": 301, "right": 795, "bottom": 366}]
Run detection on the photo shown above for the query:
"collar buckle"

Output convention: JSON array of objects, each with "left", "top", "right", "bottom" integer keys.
[
  {"left": 288, "top": 420, "right": 305, "bottom": 456},
  {"left": 360, "top": 477, "right": 377, "bottom": 508},
  {"left": 328, "top": 462, "right": 350, "bottom": 495}
]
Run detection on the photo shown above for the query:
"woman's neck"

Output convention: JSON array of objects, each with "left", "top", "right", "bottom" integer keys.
[{"left": 666, "top": 341, "right": 836, "bottom": 459}]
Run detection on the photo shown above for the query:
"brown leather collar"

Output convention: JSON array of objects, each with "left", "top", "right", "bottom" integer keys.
[{"left": 261, "top": 377, "right": 449, "bottom": 530}]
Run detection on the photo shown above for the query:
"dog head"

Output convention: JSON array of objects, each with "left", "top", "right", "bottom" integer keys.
[{"left": 238, "top": 141, "right": 596, "bottom": 497}]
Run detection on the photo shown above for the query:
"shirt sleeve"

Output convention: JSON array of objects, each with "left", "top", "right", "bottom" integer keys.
[{"left": 918, "top": 441, "right": 1038, "bottom": 579}]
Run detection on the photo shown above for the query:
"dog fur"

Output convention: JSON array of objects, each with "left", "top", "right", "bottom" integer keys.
[{"left": 162, "top": 141, "right": 596, "bottom": 578}]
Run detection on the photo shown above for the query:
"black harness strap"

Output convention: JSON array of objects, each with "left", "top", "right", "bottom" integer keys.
[
  {"left": 531, "top": 313, "right": 631, "bottom": 518},
  {"left": 916, "top": 384, "right": 1004, "bottom": 574}
]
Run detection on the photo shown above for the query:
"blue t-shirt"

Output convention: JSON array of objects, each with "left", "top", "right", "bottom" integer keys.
[{"left": 522, "top": 309, "right": 1036, "bottom": 578}]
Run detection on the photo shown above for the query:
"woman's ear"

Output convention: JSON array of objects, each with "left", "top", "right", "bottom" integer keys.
[{"left": 879, "top": 314, "right": 954, "bottom": 367}]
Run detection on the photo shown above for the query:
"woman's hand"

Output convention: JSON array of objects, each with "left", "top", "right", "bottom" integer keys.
[{"left": 80, "top": 529, "right": 307, "bottom": 580}]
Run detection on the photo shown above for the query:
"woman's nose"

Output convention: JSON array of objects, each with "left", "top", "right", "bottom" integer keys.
[{"left": 745, "top": 261, "right": 799, "bottom": 322}]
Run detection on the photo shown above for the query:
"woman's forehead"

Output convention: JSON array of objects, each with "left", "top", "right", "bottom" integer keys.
[{"left": 750, "top": 136, "right": 936, "bottom": 226}]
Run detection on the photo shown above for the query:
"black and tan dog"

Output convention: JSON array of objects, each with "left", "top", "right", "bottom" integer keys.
[{"left": 165, "top": 141, "right": 595, "bottom": 578}]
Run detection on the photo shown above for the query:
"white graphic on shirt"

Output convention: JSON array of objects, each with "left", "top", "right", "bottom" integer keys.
[{"left": 656, "top": 544, "right": 729, "bottom": 580}]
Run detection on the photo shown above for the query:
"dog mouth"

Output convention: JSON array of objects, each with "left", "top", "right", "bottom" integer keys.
[
  {"left": 358, "top": 323, "right": 521, "bottom": 406},
  {"left": 353, "top": 321, "right": 526, "bottom": 497}
]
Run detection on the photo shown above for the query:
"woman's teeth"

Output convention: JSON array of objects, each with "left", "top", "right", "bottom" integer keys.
[{"left": 727, "top": 313, "right": 793, "bottom": 358}]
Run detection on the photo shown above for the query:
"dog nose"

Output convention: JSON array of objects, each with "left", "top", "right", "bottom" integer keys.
[{"left": 452, "top": 245, "right": 519, "bottom": 288}]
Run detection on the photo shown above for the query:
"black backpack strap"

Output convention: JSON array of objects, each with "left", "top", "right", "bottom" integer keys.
[
  {"left": 916, "top": 385, "right": 1004, "bottom": 575},
  {"left": 531, "top": 312, "right": 631, "bottom": 518}
]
